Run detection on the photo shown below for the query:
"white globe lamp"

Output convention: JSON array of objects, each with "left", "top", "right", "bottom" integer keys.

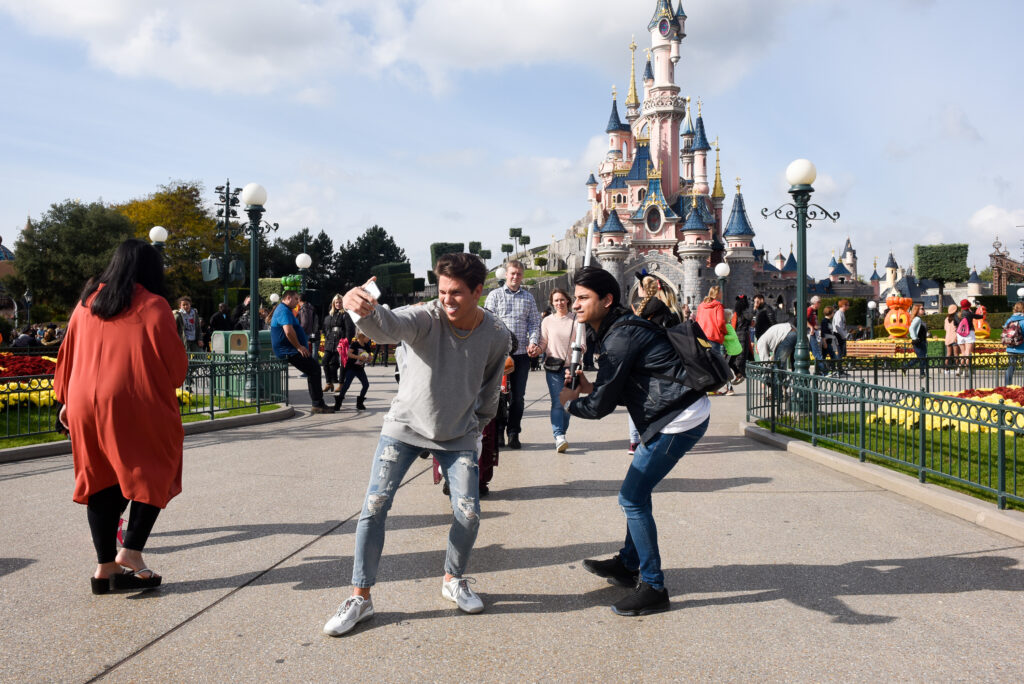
[
  {"left": 785, "top": 159, "right": 817, "bottom": 187},
  {"left": 241, "top": 183, "right": 267, "bottom": 207},
  {"left": 149, "top": 226, "right": 168, "bottom": 243}
]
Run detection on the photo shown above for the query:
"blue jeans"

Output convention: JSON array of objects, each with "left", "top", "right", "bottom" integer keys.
[
  {"left": 628, "top": 414, "right": 640, "bottom": 445},
  {"left": 506, "top": 354, "right": 531, "bottom": 435},
  {"left": 1006, "top": 353, "right": 1023, "bottom": 386},
  {"left": 774, "top": 331, "right": 797, "bottom": 370},
  {"left": 808, "top": 333, "right": 825, "bottom": 374},
  {"left": 617, "top": 419, "right": 710, "bottom": 590},
  {"left": 352, "top": 436, "right": 480, "bottom": 587},
  {"left": 544, "top": 370, "right": 571, "bottom": 437}
]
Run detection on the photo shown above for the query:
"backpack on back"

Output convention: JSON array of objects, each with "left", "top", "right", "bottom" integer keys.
[
  {"left": 612, "top": 318, "right": 731, "bottom": 394},
  {"left": 956, "top": 316, "right": 971, "bottom": 337},
  {"left": 1001, "top": 320, "right": 1024, "bottom": 347}
]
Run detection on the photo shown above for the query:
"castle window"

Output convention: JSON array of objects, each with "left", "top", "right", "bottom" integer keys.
[
  {"left": 646, "top": 207, "right": 661, "bottom": 233},
  {"left": 638, "top": 188, "right": 647, "bottom": 203}
]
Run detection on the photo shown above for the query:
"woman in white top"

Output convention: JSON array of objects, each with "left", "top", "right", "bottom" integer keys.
[{"left": 538, "top": 288, "right": 583, "bottom": 453}]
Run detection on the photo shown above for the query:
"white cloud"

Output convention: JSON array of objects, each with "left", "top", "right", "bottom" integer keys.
[
  {"left": 968, "top": 205, "right": 1024, "bottom": 265},
  {"left": 0, "top": 0, "right": 807, "bottom": 96}
]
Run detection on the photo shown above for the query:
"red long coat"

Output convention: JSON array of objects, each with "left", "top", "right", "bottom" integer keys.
[
  {"left": 54, "top": 285, "right": 188, "bottom": 507},
  {"left": 695, "top": 300, "right": 726, "bottom": 344}
]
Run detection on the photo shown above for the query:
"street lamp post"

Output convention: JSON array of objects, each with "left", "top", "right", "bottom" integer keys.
[
  {"left": 762, "top": 159, "right": 840, "bottom": 376},
  {"left": 214, "top": 181, "right": 244, "bottom": 307},
  {"left": 240, "top": 183, "right": 279, "bottom": 365},
  {"left": 149, "top": 226, "right": 168, "bottom": 254},
  {"left": 714, "top": 262, "right": 730, "bottom": 302},
  {"left": 867, "top": 300, "right": 878, "bottom": 339},
  {"left": 23, "top": 290, "right": 32, "bottom": 327},
  {"left": 296, "top": 252, "right": 312, "bottom": 293}
]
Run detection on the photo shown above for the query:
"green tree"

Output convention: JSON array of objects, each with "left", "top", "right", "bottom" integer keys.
[
  {"left": 468, "top": 241, "right": 482, "bottom": 255},
  {"left": 334, "top": 225, "right": 408, "bottom": 292},
  {"left": 115, "top": 182, "right": 225, "bottom": 306},
  {"left": 509, "top": 227, "right": 522, "bottom": 255},
  {"left": 914, "top": 244, "right": 969, "bottom": 312},
  {"left": 429, "top": 242, "right": 465, "bottom": 268},
  {"left": 478, "top": 249, "right": 492, "bottom": 262},
  {"left": 501, "top": 243, "right": 513, "bottom": 257},
  {"left": 535, "top": 256, "right": 548, "bottom": 269},
  {"left": 7, "top": 200, "right": 135, "bottom": 319},
  {"left": 261, "top": 228, "right": 335, "bottom": 292},
  {"left": 979, "top": 267, "right": 993, "bottom": 282}
]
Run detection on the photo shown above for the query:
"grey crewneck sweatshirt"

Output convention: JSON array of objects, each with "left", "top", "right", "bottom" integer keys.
[{"left": 354, "top": 300, "right": 511, "bottom": 451}]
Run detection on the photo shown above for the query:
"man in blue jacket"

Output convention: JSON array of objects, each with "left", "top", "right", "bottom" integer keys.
[{"left": 560, "top": 266, "right": 710, "bottom": 617}]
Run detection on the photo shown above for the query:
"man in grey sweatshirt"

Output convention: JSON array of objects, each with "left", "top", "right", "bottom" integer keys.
[{"left": 323, "top": 252, "right": 512, "bottom": 637}]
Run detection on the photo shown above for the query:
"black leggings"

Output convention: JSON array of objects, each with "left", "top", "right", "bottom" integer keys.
[
  {"left": 339, "top": 366, "right": 369, "bottom": 400},
  {"left": 87, "top": 484, "right": 161, "bottom": 564}
]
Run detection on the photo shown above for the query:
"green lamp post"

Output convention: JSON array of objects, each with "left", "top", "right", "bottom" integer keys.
[{"left": 762, "top": 159, "right": 840, "bottom": 376}]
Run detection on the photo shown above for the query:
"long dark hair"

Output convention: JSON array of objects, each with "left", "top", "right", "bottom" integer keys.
[{"left": 79, "top": 239, "right": 169, "bottom": 319}]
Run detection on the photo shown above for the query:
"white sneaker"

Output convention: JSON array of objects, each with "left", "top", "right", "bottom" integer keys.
[
  {"left": 442, "top": 576, "right": 484, "bottom": 614},
  {"left": 555, "top": 435, "right": 569, "bottom": 453},
  {"left": 323, "top": 595, "right": 374, "bottom": 636}
]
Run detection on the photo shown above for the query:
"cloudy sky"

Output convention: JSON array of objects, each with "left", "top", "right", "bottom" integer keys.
[{"left": 1, "top": 0, "right": 1021, "bottom": 282}]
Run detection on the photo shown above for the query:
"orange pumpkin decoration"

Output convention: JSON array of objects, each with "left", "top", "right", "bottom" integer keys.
[
  {"left": 974, "top": 305, "right": 991, "bottom": 339},
  {"left": 884, "top": 296, "right": 911, "bottom": 338}
]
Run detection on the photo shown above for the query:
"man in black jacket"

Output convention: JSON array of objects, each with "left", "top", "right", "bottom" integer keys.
[
  {"left": 560, "top": 266, "right": 710, "bottom": 617},
  {"left": 752, "top": 293, "right": 776, "bottom": 340}
]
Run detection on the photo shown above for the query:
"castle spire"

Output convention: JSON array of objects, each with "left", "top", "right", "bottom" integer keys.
[
  {"left": 625, "top": 37, "right": 640, "bottom": 110},
  {"left": 711, "top": 138, "right": 725, "bottom": 200}
]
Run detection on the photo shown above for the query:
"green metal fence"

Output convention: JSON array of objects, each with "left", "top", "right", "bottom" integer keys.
[
  {"left": 746, "top": 357, "right": 1024, "bottom": 509},
  {"left": 0, "top": 354, "right": 289, "bottom": 441}
]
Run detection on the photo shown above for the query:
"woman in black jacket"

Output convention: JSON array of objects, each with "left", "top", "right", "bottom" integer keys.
[
  {"left": 560, "top": 267, "right": 710, "bottom": 618},
  {"left": 321, "top": 294, "right": 355, "bottom": 393}
]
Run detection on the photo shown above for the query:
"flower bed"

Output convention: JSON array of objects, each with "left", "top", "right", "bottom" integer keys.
[
  {"left": 871, "top": 386, "right": 1024, "bottom": 432},
  {"left": 0, "top": 353, "right": 57, "bottom": 378}
]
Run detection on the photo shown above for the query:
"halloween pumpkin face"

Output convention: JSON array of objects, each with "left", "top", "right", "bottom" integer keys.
[
  {"left": 885, "top": 307, "right": 910, "bottom": 337},
  {"left": 973, "top": 305, "right": 991, "bottom": 339}
]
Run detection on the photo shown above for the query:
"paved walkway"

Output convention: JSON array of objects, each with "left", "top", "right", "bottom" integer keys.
[{"left": 2, "top": 367, "right": 1022, "bottom": 682}]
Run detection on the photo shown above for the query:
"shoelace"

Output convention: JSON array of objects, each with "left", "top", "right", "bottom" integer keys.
[
  {"left": 338, "top": 596, "right": 364, "bottom": 616},
  {"left": 452, "top": 577, "right": 477, "bottom": 595}
]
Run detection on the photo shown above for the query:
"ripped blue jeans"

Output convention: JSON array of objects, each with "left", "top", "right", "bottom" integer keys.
[{"left": 351, "top": 435, "right": 480, "bottom": 588}]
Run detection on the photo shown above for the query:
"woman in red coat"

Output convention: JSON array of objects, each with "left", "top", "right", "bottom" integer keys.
[
  {"left": 694, "top": 285, "right": 732, "bottom": 394},
  {"left": 54, "top": 239, "right": 188, "bottom": 594}
]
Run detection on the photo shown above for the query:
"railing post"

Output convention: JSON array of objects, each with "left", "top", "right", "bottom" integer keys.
[
  {"left": 858, "top": 387, "right": 867, "bottom": 462},
  {"left": 769, "top": 368, "right": 777, "bottom": 433},
  {"left": 873, "top": 357, "right": 879, "bottom": 386},
  {"left": 918, "top": 390, "right": 927, "bottom": 483},
  {"left": 208, "top": 359, "right": 216, "bottom": 421},
  {"left": 810, "top": 376, "right": 819, "bottom": 446},
  {"left": 968, "top": 354, "right": 975, "bottom": 391},
  {"left": 997, "top": 399, "right": 1007, "bottom": 510}
]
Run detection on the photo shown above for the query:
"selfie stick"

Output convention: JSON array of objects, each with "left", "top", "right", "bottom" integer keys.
[{"left": 568, "top": 220, "right": 595, "bottom": 390}]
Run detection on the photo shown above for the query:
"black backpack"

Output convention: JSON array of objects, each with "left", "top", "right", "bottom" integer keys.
[{"left": 611, "top": 318, "right": 731, "bottom": 394}]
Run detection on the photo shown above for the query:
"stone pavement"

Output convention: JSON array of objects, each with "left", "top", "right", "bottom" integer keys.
[{"left": 2, "top": 366, "right": 1023, "bottom": 682}]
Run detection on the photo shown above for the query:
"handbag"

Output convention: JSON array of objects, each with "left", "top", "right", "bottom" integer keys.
[
  {"left": 542, "top": 314, "right": 575, "bottom": 373},
  {"left": 543, "top": 356, "right": 565, "bottom": 373}
]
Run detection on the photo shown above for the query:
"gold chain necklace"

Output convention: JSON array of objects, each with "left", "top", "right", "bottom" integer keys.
[{"left": 446, "top": 308, "right": 482, "bottom": 340}]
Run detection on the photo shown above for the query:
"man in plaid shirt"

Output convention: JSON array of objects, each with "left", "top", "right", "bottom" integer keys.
[{"left": 484, "top": 260, "right": 541, "bottom": 449}]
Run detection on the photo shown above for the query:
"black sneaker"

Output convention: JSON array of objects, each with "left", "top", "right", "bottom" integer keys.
[
  {"left": 582, "top": 555, "right": 639, "bottom": 588},
  {"left": 356, "top": 397, "right": 366, "bottom": 411},
  {"left": 442, "top": 481, "right": 450, "bottom": 496},
  {"left": 611, "top": 581, "right": 670, "bottom": 617},
  {"left": 479, "top": 483, "right": 490, "bottom": 497},
  {"left": 507, "top": 433, "right": 522, "bottom": 449}
]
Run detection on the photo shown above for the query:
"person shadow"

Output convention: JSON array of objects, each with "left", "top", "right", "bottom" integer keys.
[
  {"left": 490, "top": 476, "right": 773, "bottom": 501},
  {"left": 665, "top": 552, "right": 1024, "bottom": 624},
  {"left": 0, "top": 557, "right": 36, "bottom": 580},
  {"left": 145, "top": 512, "right": 511, "bottom": 554}
]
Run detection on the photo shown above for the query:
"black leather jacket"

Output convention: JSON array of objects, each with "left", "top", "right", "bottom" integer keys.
[
  {"left": 323, "top": 311, "right": 355, "bottom": 350},
  {"left": 568, "top": 307, "right": 705, "bottom": 444}
]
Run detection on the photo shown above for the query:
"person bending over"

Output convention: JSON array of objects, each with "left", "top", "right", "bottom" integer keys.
[
  {"left": 323, "top": 252, "right": 511, "bottom": 637},
  {"left": 559, "top": 266, "right": 710, "bottom": 617}
]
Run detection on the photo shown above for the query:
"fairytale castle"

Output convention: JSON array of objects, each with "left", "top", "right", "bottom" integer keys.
[{"left": 544, "top": 1, "right": 871, "bottom": 311}]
